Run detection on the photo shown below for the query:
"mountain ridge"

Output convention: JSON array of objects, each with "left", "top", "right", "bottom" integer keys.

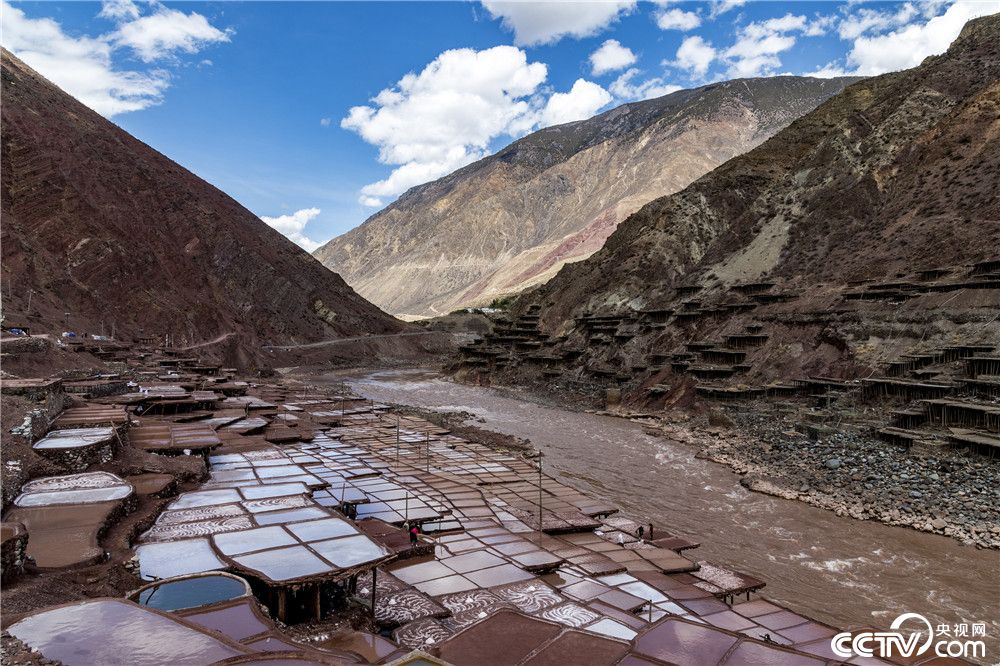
[
  {"left": 315, "top": 75, "right": 859, "bottom": 318},
  {"left": 0, "top": 48, "right": 404, "bottom": 367},
  {"left": 520, "top": 13, "right": 1000, "bottom": 333}
]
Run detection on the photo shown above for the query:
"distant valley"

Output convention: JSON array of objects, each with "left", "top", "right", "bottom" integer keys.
[{"left": 314, "top": 76, "right": 857, "bottom": 319}]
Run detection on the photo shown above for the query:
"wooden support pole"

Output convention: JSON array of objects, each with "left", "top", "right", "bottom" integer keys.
[
  {"left": 536, "top": 450, "right": 543, "bottom": 533},
  {"left": 277, "top": 589, "right": 287, "bottom": 623}
]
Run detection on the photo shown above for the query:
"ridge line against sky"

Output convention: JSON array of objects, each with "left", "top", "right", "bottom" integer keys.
[{"left": 3, "top": 0, "right": 998, "bottom": 251}]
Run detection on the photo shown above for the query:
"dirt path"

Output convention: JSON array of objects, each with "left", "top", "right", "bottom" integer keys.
[
  {"left": 262, "top": 330, "right": 440, "bottom": 351},
  {"left": 176, "top": 332, "right": 236, "bottom": 350}
]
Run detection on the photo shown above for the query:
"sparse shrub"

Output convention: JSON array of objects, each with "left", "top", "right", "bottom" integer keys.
[{"left": 488, "top": 295, "right": 516, "bottom": 310}]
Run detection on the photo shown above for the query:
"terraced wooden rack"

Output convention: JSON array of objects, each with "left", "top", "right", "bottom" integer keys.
[
  {"left": 877, "top": 427, "right": 923, "bottom": 450},
  {"left": 946, "top": 428, "right": 1000, "bottom": 456},
  {"left": 958, "top": 377, "right": 1000, "bottom": 399},
  {"left": 695, "top": 386, "right": 765, "bottom": 401},
  {"left": 687, "top": 365, "right": 736, "bottom": 380},
  {"left": 922, "top": 399, "right": 1000, "bottom": 433},
  {"left": 700, "top": 349, "right": 747, "bottom": 365},
  {"left": 730, "top": 282, "right": 775, "bottom": 295},
  {"left": 861, "top": 378, "right": 955, "bottom": 401},
  {"left": 723, "top": 334, "right": 768, "bottom": 349},
  {"left": 967, "top": 356, "right": 1000, "bottom": 378}
]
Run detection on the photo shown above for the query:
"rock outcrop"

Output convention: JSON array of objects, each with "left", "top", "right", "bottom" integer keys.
[
  {"left": 0, "top": 49, "right": 404, "bottom": 366},
  {"left": 522, "top": 14, "right": 1000, "bottom": 335},
  {"left": 315, "top": 77, "right": 857, "bottom": 318},
  {"left": 454, "top": 14, "right": 999, "bottom": 406}
]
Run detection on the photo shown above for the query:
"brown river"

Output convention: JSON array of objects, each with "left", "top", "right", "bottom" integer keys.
[{"left": 335, "top": 368, "right": 999, "bottom": 659}]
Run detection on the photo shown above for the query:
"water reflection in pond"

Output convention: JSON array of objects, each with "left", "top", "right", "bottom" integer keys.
[{"left": 134, "top": 574, "right": 248, "bottom": 611}]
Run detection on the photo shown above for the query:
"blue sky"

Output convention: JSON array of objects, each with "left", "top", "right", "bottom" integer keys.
[{"left": 3, "top": 1, "right": 997, "bottom": 250}]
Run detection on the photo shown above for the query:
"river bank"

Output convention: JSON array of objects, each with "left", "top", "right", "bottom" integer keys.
[
  {"left": 325, "top": 367, "right": 1000, "bottom": 658},
  {"left": 675, "top": 407, "right": 1000, "bottom": 550},
  {"left": 330, "top": 365, "right": 1000, "bottom": 550},
  {"left": 476, "top": 370, "right": 999, "bottom": 549}
]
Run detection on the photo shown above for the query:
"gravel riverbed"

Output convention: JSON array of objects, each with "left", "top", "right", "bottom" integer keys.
[{"left": 659, "top": 408, "right": 1000, "bottom": 549}]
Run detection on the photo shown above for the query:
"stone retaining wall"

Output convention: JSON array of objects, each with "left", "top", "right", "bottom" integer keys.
[{"left": 1, "top": 523, "right": 28, "bottom": 582}]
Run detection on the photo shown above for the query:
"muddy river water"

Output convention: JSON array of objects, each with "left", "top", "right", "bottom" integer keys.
[{"left": 338, "top": 369, "right": 998, "bottom": 657}]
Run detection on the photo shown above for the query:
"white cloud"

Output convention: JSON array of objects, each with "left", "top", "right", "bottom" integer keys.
[
  {"left": 806, "top": 63, "right": 851, "bottom": 79},
  {"left": 481, "top": 0, "right": 636, "bottom": 46},
  {"left": 914, "top": 0, "right": 953, "bottom": 18},
  {"left": 0, "top": 1, "right": 229, "bottom": 116},
  {"left": 1, "top": 1, "right": 170, "bottom": 115},
  {"left": 759, "top": 13, "right": 808, "bottom": 32},
  {"left": 109, "top": 4, "right": 232, "bottom": 62},
  {"left": 343, "top": 46, "right": 546, "bottom": 168},
  {"left": 539, "top": 79, "right": 612, "bottom": 127},
  {"left": 672, "top": 35, "right": 716, "bottom": 77},
  {"left": 803, "top": 14, "right": 837, "bottom": 37},
  {"left": 709, "top": 0, "right": 746, "bottom": 18},
  {"left": 804, "top": 1, "right": 998, "bottom": 80},
  {"left": 838, "top": 3, "right": 919, "bottom": 39},
  {"left": 358, "top": 153, "right": 479, "bottom": 200},
  {"left": 655, "top": 7, "right": 701, "bottom": 31},
  {"left": 727, "top": 54, "right": 782, "bottom": 78},
  {"left": 99, "top": 0, "right": 140, "bottom": 21},
  {"left": 343, "top": 46, "right": 616, "bottom": 199},
  {"left": 320, "top": 117, "right": 332, "bottom": 127},
  {"left": 342, "top": 45, "right": 551, "bottom": 199},
  {"left": 359, "top": 195, "right": 383, "bottom": 208},
  {"left": 609, "top": 68, "right": 681, "bottom": 101},
  {"left": 589, "top": 39, "right": 636, "bottom": 75},
  {"left": 845, "top": 0, "right": 1000, "bottom": 75},
  {"left": 260, "top": 207, "right": 326, "bottom": 252},
  {"left": 720, "top": 13, "right": 816, "bottom": 78}
]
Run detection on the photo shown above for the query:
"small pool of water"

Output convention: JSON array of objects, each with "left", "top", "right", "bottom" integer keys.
[{"left": 133, "top": 574, "right": 248, "bottom": 611}]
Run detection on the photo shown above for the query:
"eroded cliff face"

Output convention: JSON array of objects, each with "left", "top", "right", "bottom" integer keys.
[
  {"left": 454, "top": 14, "right": 999, "bottom": 404},
  {"left": 441, "top": 17, "right": 1000, "bottom": 557},
  {"left": 0, "top": 49, "right": 403, "bottom": 365},
  {"left": 314, "top": 77, "right": 856, "bottom": 318},
  {"left": 521, "top": 15, "right": 999, "bottom": 334}
]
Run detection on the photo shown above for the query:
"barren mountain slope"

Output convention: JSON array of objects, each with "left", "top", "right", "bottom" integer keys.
[
  {"left": 524, "top": 14, "right": 1000, "bottom": 334},
  {"left": 315, "top": 77, "right": 856, "bottom": 318},
  {"left": 0, "top": 49, "right": 404, "bottom": 366},
  {"left": 452, "top": 14, "right": 999, "bottom": 412},
  {"left": 444, "top": 16, "right": 1000, "bottom": 553}
]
